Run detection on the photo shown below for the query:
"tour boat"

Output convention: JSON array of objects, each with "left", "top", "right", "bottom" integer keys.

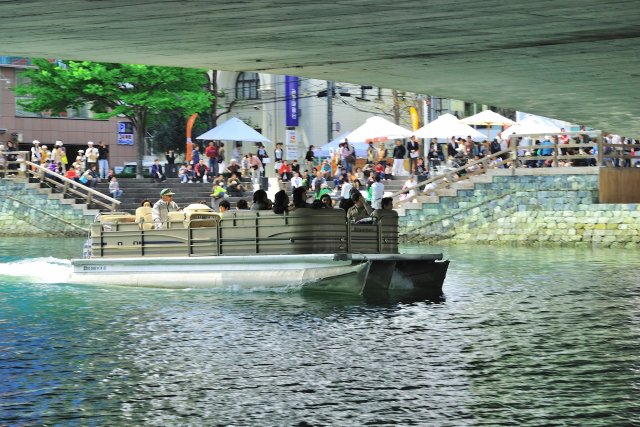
[{"left": 69, "top": 204, "right": 449, "bottom": 295}]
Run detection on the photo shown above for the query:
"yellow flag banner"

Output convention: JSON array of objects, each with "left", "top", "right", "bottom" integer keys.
[{"left": 409, "top": 107, "right": 419, "bottom": 131}]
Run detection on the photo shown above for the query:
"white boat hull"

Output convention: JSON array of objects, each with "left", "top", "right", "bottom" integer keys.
[{"left": 70, "top": 254, "right": 370, "bottom": 293}]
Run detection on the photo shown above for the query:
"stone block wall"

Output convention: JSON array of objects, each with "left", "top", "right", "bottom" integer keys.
[
  {"left": 400, "top": 172, "right": 640, "bottom": 248},
  {"left": 0, "top": 179, "right": 94, "bottom": 236}
]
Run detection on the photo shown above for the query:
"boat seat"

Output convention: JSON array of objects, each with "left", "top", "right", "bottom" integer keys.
[
  {"left": 184, "top": 203, "right": 214, "bottom": 214},
  {"left": 166, "top": 211, "right": 186, "bottom": 229},
  {"left": 99, "top": 213, "right": 135, "bottom": 224},
  {"left": 186, "top": 211, "right": 221, "bottom": 228},
  {"left": 135, "top": 206, "right": 154, "bottom": 230}
]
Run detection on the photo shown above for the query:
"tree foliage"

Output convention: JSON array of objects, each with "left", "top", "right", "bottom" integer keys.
[{"left": 15, "top": 59, "right": 213, "bottom": 177}]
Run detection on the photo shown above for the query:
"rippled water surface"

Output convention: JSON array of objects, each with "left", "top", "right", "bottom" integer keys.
[{"left": 1, "top": 237, "right": 639, "bottom": 426}]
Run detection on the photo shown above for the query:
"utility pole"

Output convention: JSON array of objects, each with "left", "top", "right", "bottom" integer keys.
[
  {"left": 327, "top": 81, "right": 334, "bottom": 142},
  {"left": 391, "top": 89, "right": 401, "bottom": 124}
]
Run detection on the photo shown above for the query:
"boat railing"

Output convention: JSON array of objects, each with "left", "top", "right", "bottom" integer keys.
[{"left": 90, "top": 209, "right": 399, "bottom": 258}]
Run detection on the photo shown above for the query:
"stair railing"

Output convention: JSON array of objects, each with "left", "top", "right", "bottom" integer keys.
[
  {"left": 390, "top": 149, "right": 513, "bottom": 203},
  {"left": 24, "top": 160, "right": 121, "bottom": 212}
]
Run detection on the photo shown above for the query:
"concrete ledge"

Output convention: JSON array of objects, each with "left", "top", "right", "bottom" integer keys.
[{"left": 488, "top": 167, "right": 599, "bottom": 176}]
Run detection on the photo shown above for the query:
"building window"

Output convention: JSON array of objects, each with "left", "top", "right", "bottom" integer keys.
[{"left": 235, "top": 72, "right": 259, "bottom": 100}]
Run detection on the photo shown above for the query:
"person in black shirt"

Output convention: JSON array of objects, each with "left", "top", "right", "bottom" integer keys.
[
  {"left": 98, "top": 141, "right": 110, "bottom": 180},
  {"left": 305, "top": 145, "right": 316, "bottom": 171},
  {"left": 392, "top": 139, "right": 407, "bottom": 177},
  {"left": 406, "top": 136, "right": 420, "bottom": 174}
]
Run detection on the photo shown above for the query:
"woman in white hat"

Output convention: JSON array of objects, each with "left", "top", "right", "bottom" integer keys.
[
  {"left": 52, "top": 140, "right": 65, "bottom": 173},
  {"left": 30, "top": 140, "right": 41, "bottom": 164}
]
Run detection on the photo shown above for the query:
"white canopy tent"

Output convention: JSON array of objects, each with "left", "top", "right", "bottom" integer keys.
[
  {"left": 461, "top": 110, "right": 515, "bottom": 127},
  {"left": 499, "top": 115, "right": 569, "bottom": 140},
  {"left": 412, "top": 113, "right": 486, "bottom": 141},
  {"left": 344, "top": 116, "right": 413, "bottom": 142},
  {"left": 461, "top": 110, "right": 515, "bottom": 139},
  {"left": 196, "top": 117, "right": 271, "bottom": 143},
  {"left": 318, "top": 132, "right": 370, "bottom": 157}
]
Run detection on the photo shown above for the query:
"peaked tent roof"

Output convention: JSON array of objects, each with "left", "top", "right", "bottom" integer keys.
[
  {"left": 412, "top": 113, "right": 486, "bottom": 141},
  {"left": 499, "top": 115, "right": 569, "bottom": 139},
  {"left": 460, "top": 110, "right": 516, "bottom": 126},
  {"left": 196, "top": 117, "right": 271, "bottom": 143},
  {"left": 344, "top": 116, "right": 413, "bottom": 142}
]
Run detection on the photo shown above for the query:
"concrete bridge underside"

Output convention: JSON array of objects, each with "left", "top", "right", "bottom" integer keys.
[{"left": 1, "top": 0, "right": 639, "bottom": 135}]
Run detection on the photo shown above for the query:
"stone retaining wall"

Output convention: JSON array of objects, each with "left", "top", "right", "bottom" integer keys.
[
  {"left": 400, "top": 171, "right": 640, "bottom": 248},
  {"left": 0, "top": 179, "right": 94, "bottom": 236}
]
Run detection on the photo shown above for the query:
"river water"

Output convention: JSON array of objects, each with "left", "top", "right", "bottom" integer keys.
[{"left": 1, "top": 237, "right": 639, "bottom": 426}]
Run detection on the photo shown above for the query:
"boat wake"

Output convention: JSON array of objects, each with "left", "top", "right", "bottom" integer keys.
[{"left": 0, "top": 257, "right": 72, "bottom": 284}]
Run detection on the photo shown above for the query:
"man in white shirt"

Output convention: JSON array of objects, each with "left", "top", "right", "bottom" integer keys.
[
  {"left": 85, "top": 141, "right": 100, "bottom": 171},
  {"left": 290, "top": 171, "right": 303, "bottom": 189},
  {"left": 370, "top": 175, "right": 384, "bottom": 209}
]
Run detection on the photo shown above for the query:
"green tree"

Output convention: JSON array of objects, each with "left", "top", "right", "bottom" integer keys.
[{"left": 15, "top": 59, "right": 213, "bottom": 178}]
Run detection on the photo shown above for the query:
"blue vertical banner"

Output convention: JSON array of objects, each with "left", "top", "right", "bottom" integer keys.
[{"left": 285, "top": 75, "right": 299, "bottom": 127}]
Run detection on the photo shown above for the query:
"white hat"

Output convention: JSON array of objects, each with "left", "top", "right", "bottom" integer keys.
[
  {"left": 32, "top": 140, "right": 40, "bottom": 145},
  {"left": 42, "top": 145, "right": 48, "bottom": 149},
  {"left": 87, "top": 141, "right": 94, "bottom": 145},
  {"left": 78, "top": 149, "right": 85, "bottom": 153},
  {"left": 55, "top": 140, "right": 63, "bottom": 146}
]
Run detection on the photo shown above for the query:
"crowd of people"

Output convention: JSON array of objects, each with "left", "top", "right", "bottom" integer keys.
[
  {"left": 5, "top": 131, "right": 638, "bottom": 216},
  {"left": 148, "top": 183, "right": 396, "bottom": 230}
]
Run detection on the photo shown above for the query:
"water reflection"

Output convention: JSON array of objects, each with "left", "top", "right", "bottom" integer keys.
[{"left": 1, "top": 239, "right": 639, "bottom": 425}]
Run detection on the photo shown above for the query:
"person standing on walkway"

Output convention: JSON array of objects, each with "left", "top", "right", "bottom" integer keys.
[
  {"left": 52, "top": 141, "right": 65, "bottom": 173},
  {"left": 305, "top": 145, "right": 316, "bottom": 171},
  {"left": 407, "top": 136, "right": 420, "bottom": 174},
  {"left": 85, "top": 141, "right": 99, "bottom": 172},
  {"left": 367, "top": 142, "right": 376, "bottom": 165},
  {"left": 392, "top": 139, "right": 407, "bottom": 177},
  {"left": 377, "top": 142, "right": 388, "bottom": 169},
  {"left": 204, "top": 141, "right": 218, "bottom": 177},
  {"left": 192, "top": 143, "right": 201, "bottom": 169},
  {"left": 98, "top": 141, "right": 109, "bottom": 180},
  {"left": 30, "top": 140, "right": 41, "bottom": 166},
  {"left": 370, "top": 174, "right": 384, "bottom": 209}
]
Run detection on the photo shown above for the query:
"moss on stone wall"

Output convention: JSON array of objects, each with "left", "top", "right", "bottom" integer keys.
[
  {"left": 0, "top": 179, "right": 94, "bottom": 236},
  {"left": 400, "top": 173, "right": 640, "bottom": 248}
]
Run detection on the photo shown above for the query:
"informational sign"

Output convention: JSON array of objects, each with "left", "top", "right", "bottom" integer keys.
[
  {"left": 117, "top": 121, "right": 134, "bottom": 145},
  {"left": 285, "top": 129, "right": 298, "bottom": 160},
  {"left": 286, "top": 129, "right": 297, "bottom": 145},
  {"left": 285, "top": 76, "right": 299, "bottom": 127},
  {"left": 286, "top": 145, "right": 298, "bottom": 161}
]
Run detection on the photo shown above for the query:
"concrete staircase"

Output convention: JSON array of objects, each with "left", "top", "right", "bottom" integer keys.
[
  {"left": 396, "top": 173, "right": 495, "bottom": 217},
  {"left": 0, "top": 177, "right": 100, "bottom": 235},
  {"left": 93, "top": 177, "right": 254, "bottom": 213}
]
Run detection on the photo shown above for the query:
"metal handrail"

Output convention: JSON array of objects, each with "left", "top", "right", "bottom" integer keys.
[
  {"left": 24, "top": 160, "right": 121, "bottom": 212},
  {"left": 390, "top": 148, "right": 513, "bottom": 200},
  {"left": 0, "top": 151, "right": 120, "bottom": 211}
]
